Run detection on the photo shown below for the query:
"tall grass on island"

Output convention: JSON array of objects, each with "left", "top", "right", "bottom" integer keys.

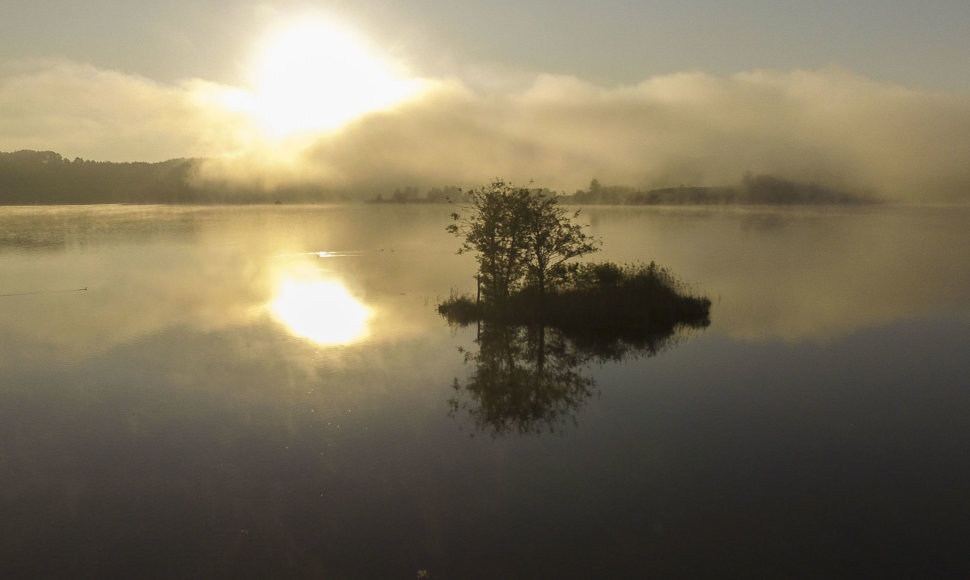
[{"left": 439, "top": 261, "right": 711, "bottom": 337}]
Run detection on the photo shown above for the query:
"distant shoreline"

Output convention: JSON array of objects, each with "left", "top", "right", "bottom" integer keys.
[{"left": 2, "top": 149, "right": 879, "bottom": 206}]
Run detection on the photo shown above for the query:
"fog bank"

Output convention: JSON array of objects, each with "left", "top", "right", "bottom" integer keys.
[{"left": 3, "top": 59, "right": 969, "bottom": 202}]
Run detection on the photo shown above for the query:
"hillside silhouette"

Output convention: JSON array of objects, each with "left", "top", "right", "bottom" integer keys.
[{"left": 0, "top": 150, "right": 344, "bottom": 204}]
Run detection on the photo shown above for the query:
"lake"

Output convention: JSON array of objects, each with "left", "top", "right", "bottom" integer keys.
[{"left": 1, "top": 203, "right": 968, "bottom": 578}]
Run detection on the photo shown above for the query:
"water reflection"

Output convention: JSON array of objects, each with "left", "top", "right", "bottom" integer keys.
[
  {"left": 2, "top": 204, "right": 969, "bottom": 352},
  {"left": 587, "top": 205, "right": 970, "bottom": 342},
  {"left": 449, "top": 319, "right": 698, "bottom": 436},
  {"left": 450, "top": 324, "right": 595, "bottom": 436},
  {"left": 270, "top": 275, "right": 370, "bottom": 345},
  {"left": 1, "top": 205, "right": 969, "bottom": 576}
]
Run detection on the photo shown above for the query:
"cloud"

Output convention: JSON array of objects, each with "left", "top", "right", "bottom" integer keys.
[
  {"left": 299, "top": 67, "right": 970, "bottom": 202},
  {"left": 0, "top": 59, "right": 246, "bottom": 162},
  {"left": 3, "top": 58, "right": 970, "bottom": 202}
]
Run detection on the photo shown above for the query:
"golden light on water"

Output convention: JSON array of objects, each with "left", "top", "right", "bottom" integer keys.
[{"left": 270, "top": 276, "right": 370, "bottom": 345}]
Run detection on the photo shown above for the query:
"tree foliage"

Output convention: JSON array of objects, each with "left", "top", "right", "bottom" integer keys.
[
  {"left": 447, "top": 179, "right": 599, "bottom": 303},
  {"left": 520, "top": 190, "right": 600, "bottom": 297}
]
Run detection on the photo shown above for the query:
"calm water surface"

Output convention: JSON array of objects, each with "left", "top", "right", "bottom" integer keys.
[{"left": 1, "top": 204, "right": 968, "bottom": 577}]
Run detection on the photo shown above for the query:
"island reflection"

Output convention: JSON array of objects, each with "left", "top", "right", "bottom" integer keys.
[{"left": 446, "top": 315, "right": 707, "bottom": 436}]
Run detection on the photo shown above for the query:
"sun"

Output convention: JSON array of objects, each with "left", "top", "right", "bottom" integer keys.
[{"left": 239, "top": 17, "right": 422, "bottom": 137}]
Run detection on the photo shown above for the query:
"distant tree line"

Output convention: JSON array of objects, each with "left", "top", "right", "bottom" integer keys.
[
  {"left": 0, "top": 150, "right": 480, "bottom": 205},
  {"left": 562, "top": 174, "right": 878, "bottom": 205},
  {"left": 0, "top": 150, "right": 191, "bottom": 204},
  {"left": 370, "top": 185, "right": 466, "bottom": 204},
  {"left": 368, "top": 184, "right": 559, "bottom": 205},
  {"left": 373, "top": 174, "right": 878, "bottom": 206},
  {"left": 0, "top": 150, "right": 352, "bottom": 205},
  {"left": 2, "top": 150, "right": 878, "bottom": 206}
]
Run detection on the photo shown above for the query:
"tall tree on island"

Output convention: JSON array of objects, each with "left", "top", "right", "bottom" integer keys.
[
  {"left": 521, "top": 191, "right": 599, "bottom": 299},
  {"left": 447, "top": 179, "right": 599, "bottom": 305}
]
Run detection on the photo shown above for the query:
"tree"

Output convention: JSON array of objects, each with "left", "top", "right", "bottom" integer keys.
[
  {"left": 447, "top": 179, "right": 599, "bottom": 304},
  {"left": 447, "top": 180, "right": 528, "bottom": 303},
  {"left": 521, "top": 191, "right": 599, "bottom": 298}
]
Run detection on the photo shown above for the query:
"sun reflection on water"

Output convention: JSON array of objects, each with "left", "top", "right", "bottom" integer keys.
[{"left": 270, "top": 276, "right": 370, "bottom": 345}]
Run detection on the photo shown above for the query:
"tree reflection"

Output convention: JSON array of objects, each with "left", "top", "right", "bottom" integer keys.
[
  {"left": 449, "top": 324, "right": 593, "bottom": 436},
  {"left": 441, "top": 260, "right": 712, "bottom": 436},
  {"left": 448, "top": 318, "right": 701, "bottom": 436}
]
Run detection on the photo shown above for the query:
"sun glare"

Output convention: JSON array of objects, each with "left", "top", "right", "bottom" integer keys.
[
  {"left": 236, "top": 18, "right": 421, "bottom": 137},
  {"left": 271, "top": 276, "right": 370, "bottom": 345}
]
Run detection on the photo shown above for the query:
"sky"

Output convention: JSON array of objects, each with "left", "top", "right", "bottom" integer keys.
[{"left": 2, "top": 0, "right": 969, "bottom": 201}]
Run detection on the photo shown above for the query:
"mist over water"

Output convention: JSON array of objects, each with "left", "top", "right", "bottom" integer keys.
[
  {"left": 586, "top": 204, "right": 970, "bottom": 341},
  {"left": 1, "top": 204, "right": 968, "bottom": 577}
]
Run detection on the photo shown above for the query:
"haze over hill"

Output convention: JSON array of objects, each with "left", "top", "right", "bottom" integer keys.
[{"left": 1, "top": 149, "right": 880, "bottom": 205}]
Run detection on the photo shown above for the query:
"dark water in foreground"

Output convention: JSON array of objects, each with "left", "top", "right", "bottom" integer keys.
[{"left": 1, "top": 204, "right": 968, "bottom": 578}]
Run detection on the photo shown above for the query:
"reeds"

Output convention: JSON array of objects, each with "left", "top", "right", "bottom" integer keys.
[{"left": 438, "top": 260, "right": 711, "bottom": 334}]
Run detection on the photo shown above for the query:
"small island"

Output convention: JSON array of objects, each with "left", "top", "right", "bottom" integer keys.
[
  {"left": 438, "top": 179, "right": 711, "bottom": 335},
  {"left": 438, "top": 180, "right": 712, "bottom": 435}
]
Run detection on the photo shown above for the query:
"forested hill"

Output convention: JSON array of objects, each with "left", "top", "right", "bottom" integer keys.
[{"left": 0, "top": 150, "right": 341, "bottom": 204}]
